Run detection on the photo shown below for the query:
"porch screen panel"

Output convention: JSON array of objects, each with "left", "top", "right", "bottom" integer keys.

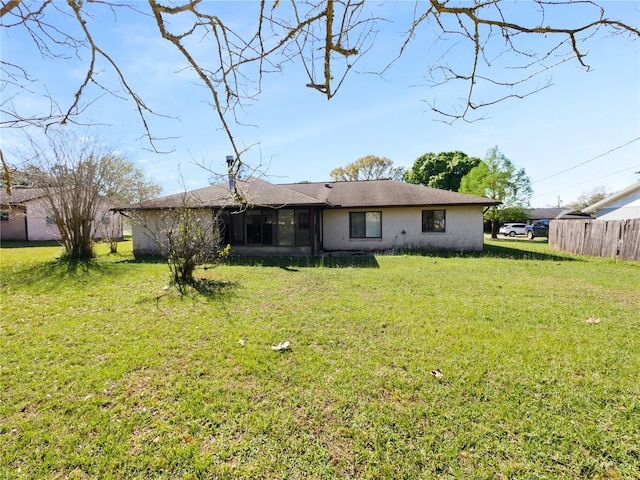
[
  {"left": 278, "top": 209, "right": 295, "bottom": 246},
  {"left": 262, "top": 212, "right": 275, "bottom": 245},
  {"left": 295, "top": 209, "right": 310, "bottom": 246},
  {"left": 246, "top": 211, "right": 262, "bottom": 244},
  {"left": 229, "top": 212, "right": 244, "bottom": 244}
]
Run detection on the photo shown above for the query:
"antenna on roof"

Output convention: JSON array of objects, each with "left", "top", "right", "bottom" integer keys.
[{"left": 226, "top": 155, "right": 234, "bottom": 191}]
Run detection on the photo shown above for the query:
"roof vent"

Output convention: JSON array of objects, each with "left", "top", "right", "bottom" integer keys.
[{"left": 325, "top": 183, "right": 332, "bottom": 188}]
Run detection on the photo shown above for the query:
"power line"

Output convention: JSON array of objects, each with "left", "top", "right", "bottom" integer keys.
[
  {"left": 535, "top": 164, "right": 639, "bottom": 198},
  {"left": 532, "top": 137, "right": 640, "bottom": 184}
]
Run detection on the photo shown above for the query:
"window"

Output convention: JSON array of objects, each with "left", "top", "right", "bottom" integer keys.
[
  {"left": 245, "top": 210, "right": 262, "bottom": 245},
  {"left": 227, "top": 213, "right": 242, "bottom": 244},
  {"left": 261, "top": 212, "right": 275, "bottom": 245},
  {"left": 350, "top": 211, "right": 382, "bottom": 238},
  {"left": 422, "top": 210, "right": 446, "bottom": 233}
]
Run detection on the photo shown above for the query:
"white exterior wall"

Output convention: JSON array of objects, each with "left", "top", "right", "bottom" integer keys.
[
  {"left": 24, "top": 197, "right": 122, "bottom": 241},
  {"left": 131, "top": 209, "right": 217, "bottom": 257},
  {"left": 132, "top": 220, "right": 162, "bottom": 255},
  {"left": 25, "top": 198, "right": 61, "bottom": 241},
  {"left": 322, "top": 206, "right": 485, "bottom": 252},
  {"left": 132, "top": 210, "right": 171, "bottom": 256},
  {"left": 594, "top": 190, "right": 640, "bottom": 220},
  {"left": 0, "top": 205, "right": 27, "bottom": 240}
]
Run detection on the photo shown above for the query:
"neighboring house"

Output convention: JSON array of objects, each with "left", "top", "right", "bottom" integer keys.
[
  {"left": 582, "top": 183, "right": 640, "bottom": 220},
  {"left": 0, "top": 188, "right": 121, "bottom": 241},
  {"left": 125, "top": 178, "right": 500, "bottom": 256},
  {"left": 524, "top": 208, "right": 592, "bottom": 224}
]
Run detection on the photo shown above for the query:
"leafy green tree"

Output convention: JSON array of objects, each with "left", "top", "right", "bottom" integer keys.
[
  {"left": 330, "top": 155, "right": 404, "bottom": 181},
  {"left": 404, "top": 151, "right": 480, "bottom": 191},
  {"left": 460, "top": 146, "right": 532, "bottom": 238}
]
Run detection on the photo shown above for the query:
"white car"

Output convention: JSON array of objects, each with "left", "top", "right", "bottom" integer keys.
[{"left": 499, "top": 223, "right": 527, "bottom": 237}]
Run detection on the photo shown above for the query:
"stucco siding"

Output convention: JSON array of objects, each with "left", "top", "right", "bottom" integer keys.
[
  {"left": 132, "top": 209, "right": 217, "bottom": 257},
  {"left": 322, "top": 206, "right": 484, "bottom": 252},
  {"left": 25, "top": 199, "right": 62, "bottom": 241},
  {"left": 132, "top": 210, "right": 171, "bottom": 256},
  {"left": 23, "top": 198, "right": 122, "bottom": 241},
  {"left": 132, "top": 222, "right": 162, "bottom": 256},
  {"left": 0, "top": 206, "right": 28, "bottom": 240}
]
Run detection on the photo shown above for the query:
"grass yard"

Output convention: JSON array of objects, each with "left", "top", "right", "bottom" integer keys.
[{"left": 1, "top": 238, "right": 639, "bottom": 479}]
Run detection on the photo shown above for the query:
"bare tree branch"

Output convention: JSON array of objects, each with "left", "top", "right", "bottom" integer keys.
[
  {"left": 2, "top": 0, "right": 638, "bottom": 176},
  {"left": 0, "top": 0, "right": 23, "bottom": 18}
]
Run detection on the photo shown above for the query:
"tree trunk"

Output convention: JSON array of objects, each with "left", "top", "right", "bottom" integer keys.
[{"left": 491, "top": 218, "right": 498, "bottom": 239}]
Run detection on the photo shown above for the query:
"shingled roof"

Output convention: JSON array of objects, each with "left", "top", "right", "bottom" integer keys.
[
  {"left": 127, "top": 178, "right": 499, "bottom": 210},
  {"left": 284, "top": 180, "right": 499, "bottom": 208},
  {"left": 130, "top": 178, "right": 325, "bottom": 210},
  {"left": 0, "top": 188, "right": 47, "bottom": 205},
  {"left": 525, "top": 207, "right": 592, "bottom": 220}
]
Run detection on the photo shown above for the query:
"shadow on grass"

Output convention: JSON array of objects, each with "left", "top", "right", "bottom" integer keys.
[
  {"left": 482, "top": 243, "right": 579, "bottom": 261},
  {"left": 394, "top": 241, "right": 579, "bottom": 262},
  {"left": 122, "top": 253, "right": 380, "bottom": 269},
  {"left": 136, "top": 245, "right": 570, "bottom": 269},
  {"left": 117, "top": 255, "right": 168, "bottom": 265},
  {"left": 401, "top": 244, "right": 584, "bottom": 262},
  {"left": 189, "top": 278, "right": 238, "bottom": 298},
  {"left": 3, "top": 257, "right": 124, "bottom": 290},
  {"left": 142, "top": 278, "right": 238, "bottom": 307},
  {"left": 0, "top": 240, "right": 62, "bottom": 249},
  {"left": 223, "top": 254, "right": 380, "bottom": 269}
]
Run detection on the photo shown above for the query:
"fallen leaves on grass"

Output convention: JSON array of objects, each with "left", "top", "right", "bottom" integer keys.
[{"left": 584, "top": 317, "right": 601, "bottom": 325}]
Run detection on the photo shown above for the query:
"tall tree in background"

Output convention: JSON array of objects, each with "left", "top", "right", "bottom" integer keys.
[
  {"left": 2, "top": 1, "right": 638, "bottom": 183},
  {"left": 21, "top": 128, "right": 161, "bottom": 258},
  {"left": 330, "top": 155, "right": 404, "bottom": 181},
  {"left": 404, "top": 151, "right": 480, "bottom": 191},
  {"left": 460, "top": 146, "right": 532, "bottom": 238},
  {"left": 567, "top": 186, "right": 611, "bottom": 210}
]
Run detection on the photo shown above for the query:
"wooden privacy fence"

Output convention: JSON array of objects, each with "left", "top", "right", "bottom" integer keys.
[{"left": 549, "top": 218, "right": 640, "bottom": 261}]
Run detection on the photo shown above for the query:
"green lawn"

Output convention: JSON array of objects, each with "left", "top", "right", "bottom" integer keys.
[{"left": 1, "top": 239, "right": 639, "bottom": 479}]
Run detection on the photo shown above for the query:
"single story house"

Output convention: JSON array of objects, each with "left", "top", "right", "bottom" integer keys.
[
  {"left": 525, "top": 207, "right": 593, "bottom": 223},
  {"left": 125, "top": 178, "right": 500, "bottom": 256},
  {"left": 1, "top": 188, "right": 122, "bottom": 242},
  {"left": 582, "top": 182, "right": 640, "bottom": 220}
]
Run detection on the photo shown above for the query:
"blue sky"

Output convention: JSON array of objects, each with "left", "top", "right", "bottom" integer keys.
[{"left": 1, "top": 1, "right": 639, "bottom": 207}]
